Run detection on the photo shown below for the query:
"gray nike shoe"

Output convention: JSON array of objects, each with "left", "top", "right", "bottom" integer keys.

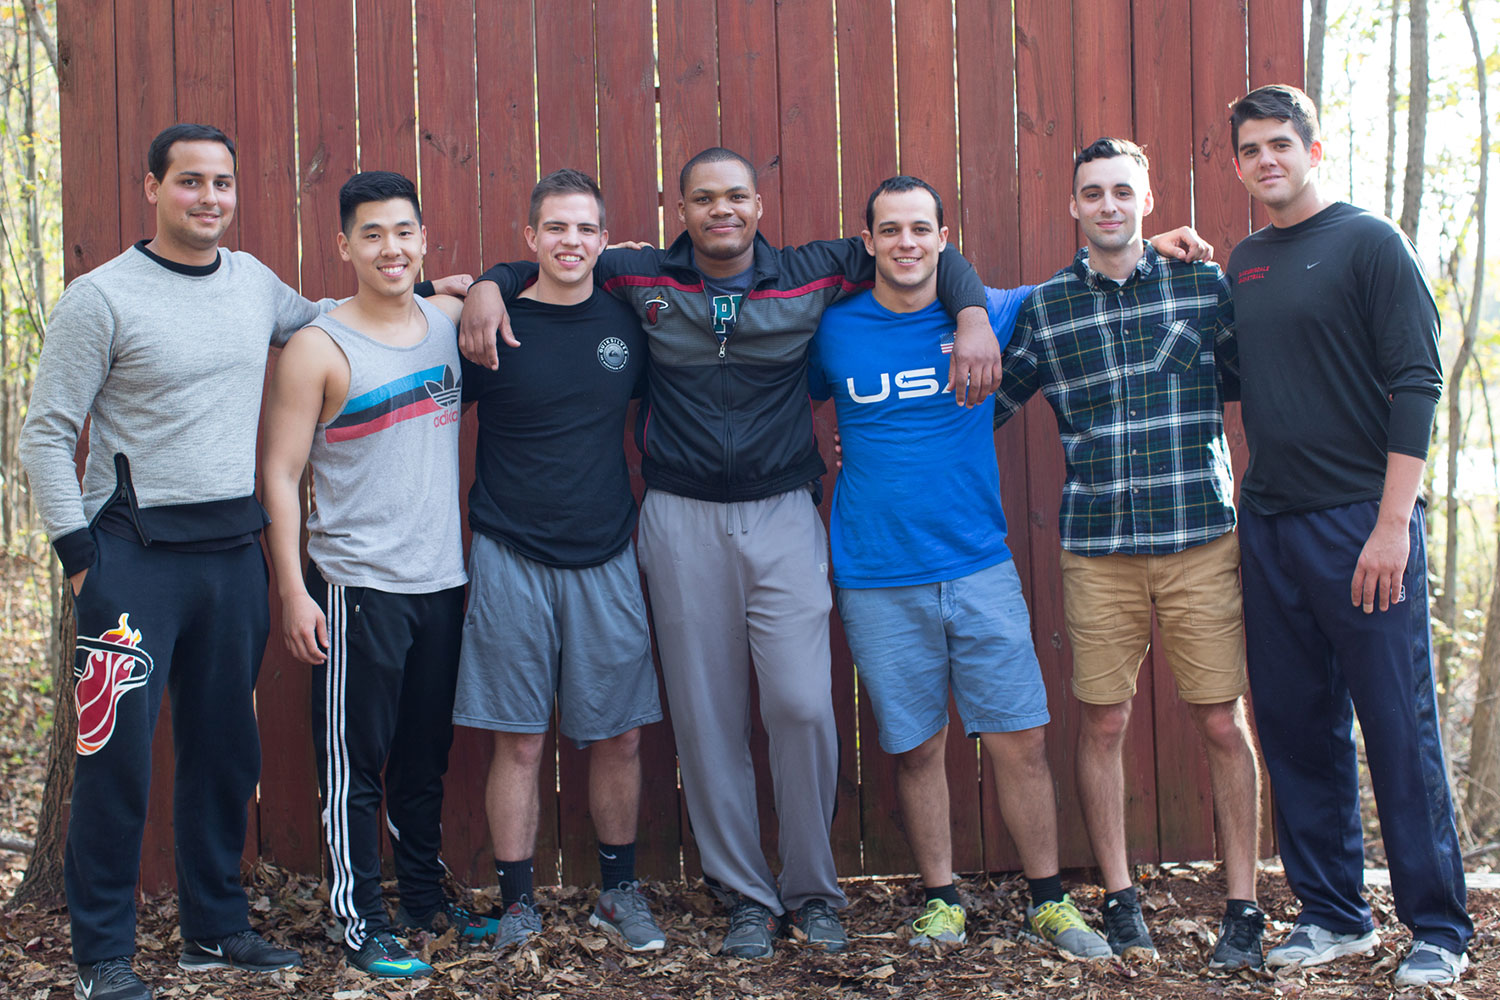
[
  {"left": 494, "top": 900, "right": 543, "bottom": 950},
  {"left": 590, "top": 880, "right": 666, "bottom": 951}
]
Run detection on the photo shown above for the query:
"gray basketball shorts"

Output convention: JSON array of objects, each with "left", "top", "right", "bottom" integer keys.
[{"left": 453, "top": 532, "right": 662, "bottom": 745}]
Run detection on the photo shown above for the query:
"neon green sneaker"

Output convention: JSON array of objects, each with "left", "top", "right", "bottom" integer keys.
[
  {"left": 911, "top": 898, "right": 967, "bottom": 947},
  {"left": 1026, "top": 895, "right": 1111, "bottom": 959}
]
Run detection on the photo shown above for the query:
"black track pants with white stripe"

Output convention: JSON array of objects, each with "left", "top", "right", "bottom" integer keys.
[{"left": 307, "top": 563, "right": 464, "bottom": 948}]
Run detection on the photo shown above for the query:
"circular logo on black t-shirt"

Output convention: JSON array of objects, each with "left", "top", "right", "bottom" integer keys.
[{"left": 597, "top": 337, "right": 629, "bottom": 372}]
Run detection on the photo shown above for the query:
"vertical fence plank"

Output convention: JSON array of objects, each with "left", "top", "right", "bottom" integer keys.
[
  {"left": 774, "top": 0, "right": 860, "bottom": 879},
  {"left": 356, "top": 0, "right": 417, "bottom": 180},
  {"left": 173, "top": 0, "right": 236, "bottom": 160},
  {"left": 1131, "top": 0, "right": 1217, "bottom": 868},
  {"left": 1014, "top": 0, "right": 1094, "bottom": 870},
  {"left": 833, "top": 0, "right": 898, "bottom": 877},
  {"left": 657, "top": 0, "right": 719, "bottom": 250},
  {"left": 112, "top": 0, "right": 173, "bottom": 247},
  {"left": 957, "top": 0, "right": 1030, "bottom": 875},
  {"left": 295, "top": 0, "right": 358, "bottom": 301},
  {"left": 236, "top": 0, "right": 317, "bottom": 877},
  {"left": 716, "top": 0, "right": 783, "bottom": 244},
  {"left": 594, "top": 0, "right": 681, "bottom": 884},
  {"left": 413, "top": 0, "right": 493, "bottom": 887}
]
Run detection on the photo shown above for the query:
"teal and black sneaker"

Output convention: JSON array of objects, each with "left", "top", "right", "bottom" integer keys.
[
  {"left": 396, "top": 899, "right": 501, "bottom": 942},
  {"left": 344, "top": 931, "right": 433, "bottom": 978}
]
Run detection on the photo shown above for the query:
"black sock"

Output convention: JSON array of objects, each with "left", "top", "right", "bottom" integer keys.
[
  {"left": 494, "top": 857, "right": 534, "bottom": 910},
  {"left": 1104, "top": 885, "right": 1138, "bottom": 910},
  {"left": 1225, "top": 898, "right": 1260, "bottom": 917},
  {"left": 924, "top": 883, "right": 962, "bottom": 907},
  {"left": 1028, "top": 874, "right": 1065, "bottom": 908},
  {"left": 598, "top": 841, "right": 637, "bottom": 889}
]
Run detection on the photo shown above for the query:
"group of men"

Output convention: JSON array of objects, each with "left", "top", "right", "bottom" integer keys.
[{"left": 17, "top": 82, "right": 1473, "bottom": 1000}]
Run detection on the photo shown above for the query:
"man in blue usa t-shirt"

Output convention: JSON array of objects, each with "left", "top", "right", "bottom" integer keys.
[{"left": 807, "top": 175, "right": 1110, "bottom": 957}]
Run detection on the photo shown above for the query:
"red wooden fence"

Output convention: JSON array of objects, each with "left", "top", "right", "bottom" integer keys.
[{"left": 56, "top": 0, "right": 1301, "bottom": 891}]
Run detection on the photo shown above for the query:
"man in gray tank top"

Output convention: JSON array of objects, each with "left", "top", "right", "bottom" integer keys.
[{"left": 262, "top": 172, "right": 492, "bottom": 979}]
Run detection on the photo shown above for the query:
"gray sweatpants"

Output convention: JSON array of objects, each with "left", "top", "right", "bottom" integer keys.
[{"left": 637, "top": 488, "right": 845, "bottom": 914}]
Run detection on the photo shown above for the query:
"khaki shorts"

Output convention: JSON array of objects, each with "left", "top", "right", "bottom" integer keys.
[{"left": 1060, "top": 530, "right": 1247, "bottom": 706}]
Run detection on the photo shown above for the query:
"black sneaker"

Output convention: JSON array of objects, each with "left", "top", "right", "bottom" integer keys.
[
  {"left": 1102, "top": 893, "right": 1157, "bottom": 959},
  {"left": 178, "top": 929, "right": 302, "bottom": 971},
  {"left": 786, "top": 899, "right": 848, "bottom": 952},
  {"left": 75, "top": 957, "right": 152, "bottom": 1000},
  {"left": 721, "top": 898, "right": 781, "bottom": 958},
  {"left": 1209, "top": 902, "right": 1265, "bottom": 971}
]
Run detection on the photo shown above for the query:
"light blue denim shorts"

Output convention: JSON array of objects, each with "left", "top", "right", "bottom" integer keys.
[{"left": 836, "top": 557, "right": 1050, "bottom": 754}]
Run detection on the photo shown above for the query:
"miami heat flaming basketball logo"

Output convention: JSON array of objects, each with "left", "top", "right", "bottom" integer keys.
[{"left": 74, "top": 613, "right": 153, "bottom": 756}]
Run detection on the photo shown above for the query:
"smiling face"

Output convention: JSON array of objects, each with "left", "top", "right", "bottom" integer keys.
[
  {"left": 678, "top": 159, "right": 762, "bottom": 269},
  {"left": 337, "top": 197, "right": 426, "bottom": 297},
  {"left": 1070, "top": 154, "right": 1153, "bottom": 257},
  {"left": 144, "top": 139, "right": 237, "bottom": 256},
  {"left": 525, "top": 192, "right": 607, "bottom": 292},
  {"left": 1234, "top": 117, "right": 1324, "bottom": 221},
  {"left": 862, "top": 187, "right": 947, "bottom": 300}
]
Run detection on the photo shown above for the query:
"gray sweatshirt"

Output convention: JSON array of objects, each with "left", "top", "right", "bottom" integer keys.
[{"left": 19, "top": 243, "right": 324, "bottom": 575}]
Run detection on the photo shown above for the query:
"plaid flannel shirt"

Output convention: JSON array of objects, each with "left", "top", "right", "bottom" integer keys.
[{"left": 993, "top": 244, "right": 1237, "bottom": 555}]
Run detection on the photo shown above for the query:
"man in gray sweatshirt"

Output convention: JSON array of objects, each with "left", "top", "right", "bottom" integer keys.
[{"left": 23, "top": 124, "right": 380, "bottom": 1000}]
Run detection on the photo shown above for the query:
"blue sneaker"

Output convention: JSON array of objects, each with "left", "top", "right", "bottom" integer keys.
[{"left": 344, "top": 932, "right": 433, "bottom": 978}]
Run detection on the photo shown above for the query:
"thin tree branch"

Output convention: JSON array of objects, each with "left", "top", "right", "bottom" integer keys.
[{"left": 18, "top": 0, "right": 57, "bottom": 79}]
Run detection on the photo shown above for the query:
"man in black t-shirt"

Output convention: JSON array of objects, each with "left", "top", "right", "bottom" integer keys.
[
  {"left": 452, "top": 170, "right": 666, "bottom": 954},
  {"left": 1226, "top": 85, "right": 1472, "bottom": 988}
]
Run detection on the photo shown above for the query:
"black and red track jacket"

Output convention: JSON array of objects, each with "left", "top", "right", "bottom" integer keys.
[{"left": 476, "top": 231, "right": 985, "bottom": 503}]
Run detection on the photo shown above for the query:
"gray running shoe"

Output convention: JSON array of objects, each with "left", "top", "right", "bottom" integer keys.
[
  {"left": 1026, "top": 896, "right": 1112, "bottom": 960},
  {"left": 1102, "top": 894, "right": 1157, "bottom": 959},
  {"left": 590, "top": 881, "right": 666, "bottom": 952},
  {"left": 1394, "top": 941, "right": 1469, "bottom": 987},
  {"left": 1265, "top": 922, "right": 1378, "bottom": 968},
  {"left": 721, "top": 898, "right": 780, "bottom": 958},
  {"left": 911, "top": 898, "right": 967, "bottom": 947},
  {"left": 786, "top": 899, "right": 848, "bottom": 952},
  {"left": 494, "top": 900, "right": 543, "bottom": 950}
]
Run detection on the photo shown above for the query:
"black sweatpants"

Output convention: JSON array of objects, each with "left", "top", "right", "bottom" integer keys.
[
  {"left": 307, "top": 563, "right": 463, "bottom": 949},
  {"left": 66, "top": 530, "right": 268, "bottom": 964}
]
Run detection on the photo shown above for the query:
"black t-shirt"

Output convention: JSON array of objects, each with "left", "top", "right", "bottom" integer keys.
[
  {"left": 461, "top": 290, "right": 646, "bottom": 567},
  {"left": 1228, "top": 202, "right": 1441, "bottom": 515}
]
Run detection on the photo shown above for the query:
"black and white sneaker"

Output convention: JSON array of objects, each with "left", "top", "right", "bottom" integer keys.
[
  {"left": 178, "top": 929, "right": 302, "bottom": 971},
  {"left": 1209, "top": 902, "right": 1265, "bottom": 971},
  {"left": 75, "top": 957, "right": 152, "bottom": 1000}
]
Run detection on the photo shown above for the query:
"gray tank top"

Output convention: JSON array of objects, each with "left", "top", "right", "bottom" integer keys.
[{"left": 304, "top": 297, "right": 467, "bottom": 592}]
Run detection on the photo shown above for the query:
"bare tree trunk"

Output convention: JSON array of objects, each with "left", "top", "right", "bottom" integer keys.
[
  {"left": 1438, "top": 237, "right": 1474, "bottom": 719},
  {"left": 8, "top": 585, "right": 76, "bottom": 910},
  {"left": 1399, "top": 0, "right": 1428, "bottom": 242},
  {"left": 1384, "top": 0, "right": 1401, "bottom": 219},
  {"left": 1307, "top": 0, "right": 1328, "bottom": 111},
  {"left": 1460, "top": 0, "right": 1498, "bottom": 838}
]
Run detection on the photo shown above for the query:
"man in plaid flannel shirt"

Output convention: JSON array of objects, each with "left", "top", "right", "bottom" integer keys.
[{"left": 993, "top": 137, "right": 1264, "bottom": 972}]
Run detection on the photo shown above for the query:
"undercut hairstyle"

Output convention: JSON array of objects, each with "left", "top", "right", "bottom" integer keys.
[
  {"left": 147, "top": 123, "right": 236, "bottom": 181},
  {"left": 864, "top": 175, "right": 944, "bottom": 231},
  {"left": 678, "top": 147, "right": 757, "bottom": 194},
  {"left": 338, "top": 171, "right": 421, "bottom": 233},
  {"left": 1073, "top": 137, "right": 1150, "bottom": 184},
  {"left": 1229, "top": 84, "right": 1320, "bottom": 154},
  {"left": 529, "top": 168, "right": 607, "bottom": 229}
]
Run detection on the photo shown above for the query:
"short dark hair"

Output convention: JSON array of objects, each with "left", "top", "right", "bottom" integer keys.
[
  {"left": 338, "top": 171, "right": 421, "bottom": 233},
  {"left": 147, "top": 123, "right": 236, "bottom": 180},
  {"left": 864, "top": 175, "right": 944, "bottom": 231},
  {"left": 1229, "top": 84, "right": 1320, "bottom": 155},
  {"left": 679, "top": 147, "right": 757, "bottom": 194},
  {"left": 529, "top": 168, "right": 606, "bottom": 229},
  {"left": 1073, "top": 137, "right": 1150, "bottom": 184}
]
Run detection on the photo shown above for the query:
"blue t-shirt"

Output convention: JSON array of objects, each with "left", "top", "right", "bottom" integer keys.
[{"left": 808, "top": 286, "right": 1029, "bottom": 588}]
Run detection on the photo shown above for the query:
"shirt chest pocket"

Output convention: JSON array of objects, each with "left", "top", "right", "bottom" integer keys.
[{"left": 1152, "top": 319, "right": 1202, "bottom": 375}]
